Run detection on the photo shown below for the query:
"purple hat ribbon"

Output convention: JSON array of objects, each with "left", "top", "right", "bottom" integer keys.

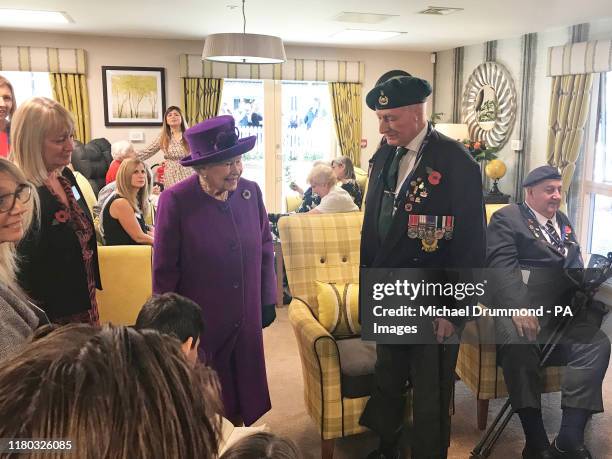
[{"left": 214, "top": 127, "right": 240, "bottom": 151}]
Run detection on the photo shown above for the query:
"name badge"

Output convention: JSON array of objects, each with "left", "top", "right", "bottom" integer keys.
[{"left": 71, "top": 185, "right": 81, "bottom": 201}]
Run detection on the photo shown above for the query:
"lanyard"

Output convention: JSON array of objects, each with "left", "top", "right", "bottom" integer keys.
[
  {"left": 386, "top": 123, "right": 433, "bottom": 212},
  {"left": 521, "top": 203, "right": 565, "bottom": 245}
]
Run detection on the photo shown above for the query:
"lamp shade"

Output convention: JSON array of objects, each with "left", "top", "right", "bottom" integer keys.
[
  {"left": 435, "top": 123, "right": 469, "bottom": 141},
  {"left": 202, "top": 33, "right": 286, "bottom": 64}
]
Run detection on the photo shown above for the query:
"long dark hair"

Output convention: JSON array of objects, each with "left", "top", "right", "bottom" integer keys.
[
  {"left": 0, "top": 324, "right": 222, "bottom": 458},
  {"left": 160, "top": 105, "right": 188, "bottom": 153}
]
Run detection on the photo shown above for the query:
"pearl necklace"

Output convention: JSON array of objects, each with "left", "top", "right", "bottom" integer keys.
[{"left": 198, "top": 176, "right": 228, "bottom": 202}]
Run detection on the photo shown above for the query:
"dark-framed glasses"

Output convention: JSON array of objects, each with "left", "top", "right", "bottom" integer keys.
[{"left": 0, "top": 183, "right": 33, "bottom": 213}]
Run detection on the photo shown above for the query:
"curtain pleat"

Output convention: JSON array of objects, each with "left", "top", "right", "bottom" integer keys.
[
  {"left": 328, "top": 82, "right": 362, "bottom": 166},
  {"left": 182, "top": 78, "right": 223, "bottom": 126},
  {"left": 546, "top": 73, "right": 593, "bottom": 210},
  {"left": 50, "top": 73, "right": 91, "bottom": 143}
]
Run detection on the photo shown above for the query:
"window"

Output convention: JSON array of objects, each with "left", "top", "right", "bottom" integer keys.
[
  {"left": 580, "top": 72, "right": 612, "bottom": 260},
  {"left": 219, "top": 79, "right": 337, "bottom": 211},
  {"left": 0, "top": 71, "right": 53, "bottom": 103}
]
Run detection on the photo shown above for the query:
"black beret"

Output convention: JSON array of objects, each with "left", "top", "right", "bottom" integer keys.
[
  {"left": 522, "top": 165, "right": 562, "bottom": 187},
  {"left": 375, "top": 69, "right": 412, "bottom": 86},
  {"left": 366, "top": 75, "right": 432, "bottom": 110}
]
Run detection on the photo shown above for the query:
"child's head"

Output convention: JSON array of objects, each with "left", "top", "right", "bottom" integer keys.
[
  {"left": 220, "top": 432, "right": 300, "bottom": 459},
  {"left": 135, "top": 293, "right": 203, "bottom": 365}
]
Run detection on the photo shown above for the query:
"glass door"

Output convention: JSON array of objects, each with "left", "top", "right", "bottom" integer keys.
[{"left": 218, "top": 79, "right": 265, "bottom": 192}]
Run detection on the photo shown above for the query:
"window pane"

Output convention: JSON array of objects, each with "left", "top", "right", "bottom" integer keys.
[
  {"left": 594, "top": 71, "right": 612, "bottom": 184},
  {"left": 218, "top": 79, "right": 265, "bottom": 190},
  {"left": 281, "top": 81, "right": 335, "bottom": 209},
  {"left": 589, "top": 193, "right": 612, "bottom": 256},
  {"left": 0, "top": 71, "right": 53, "bottom": 103}
]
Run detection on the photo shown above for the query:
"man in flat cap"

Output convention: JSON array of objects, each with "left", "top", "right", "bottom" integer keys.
[
  {"left": 359, "top": 71, "right": 486, "bottom": 458},
  {"left": 487, "top": 165, "right": 610, "bottom": 458}
]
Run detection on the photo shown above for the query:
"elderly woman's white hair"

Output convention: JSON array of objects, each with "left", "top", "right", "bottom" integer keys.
[
  {"left": 307, "top": 164, "right": 336, "bottom": 188},
  {"left": 111, "top": 140, "right": 136, "bottom": 161}
]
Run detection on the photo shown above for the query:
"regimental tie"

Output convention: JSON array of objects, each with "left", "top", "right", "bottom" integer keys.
[
  {"left": 378, "top": 146, "right": 409, "bottom": 243},
  {"left": 545, "top": 219, "right": 564, "bottom": 251}
]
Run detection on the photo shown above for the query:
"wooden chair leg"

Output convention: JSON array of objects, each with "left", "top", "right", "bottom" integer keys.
[
  {"left": 477, "top": 399, "right": 489, "bottom": 430},
  {"left": 322, "top": 438, "right": 335, "bottom": 459}
]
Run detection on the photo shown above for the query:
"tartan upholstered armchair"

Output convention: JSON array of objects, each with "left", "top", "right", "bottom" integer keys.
[
  {"left": 455, "top": 204, "right": 563, "bottom": 430},
  {"left": 278, "top": 213, "right": 379, "bottom": 459}
]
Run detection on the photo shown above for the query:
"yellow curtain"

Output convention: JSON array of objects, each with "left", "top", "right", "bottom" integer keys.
[
  {"left": 546, "top": 73, "right": 593, "bottom": 209},
  {"left": 182, "top": 78, "right": 223, "bottom": 126},
  {"left": 50, "top": 73, "right": 91, "bottom": 143},
  {"left": 328, "top": 82, "right": 362, "bottom": 166}
]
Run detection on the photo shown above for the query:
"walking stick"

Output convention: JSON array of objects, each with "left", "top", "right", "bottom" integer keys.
[{"left": 470, "top": 253, "right": 612, "bottom": 459}]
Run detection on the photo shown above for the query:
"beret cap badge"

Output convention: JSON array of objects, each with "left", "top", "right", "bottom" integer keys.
[{"left": 378, "top": 91, "right": 389, "bottom": 106}]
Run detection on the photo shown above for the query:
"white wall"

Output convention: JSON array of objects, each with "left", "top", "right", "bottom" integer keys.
[{"left": 0, "top": 31, "right": 432, "bottom": 168}]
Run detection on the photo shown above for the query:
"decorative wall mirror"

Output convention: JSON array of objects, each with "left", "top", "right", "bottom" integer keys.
[{"left": 462, "top": 62, "right": 517, "bottom": 149}]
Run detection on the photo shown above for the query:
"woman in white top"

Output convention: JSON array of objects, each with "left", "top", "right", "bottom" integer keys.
[{"left": 305, "top": 164, "right": 358, "bottom": 214}]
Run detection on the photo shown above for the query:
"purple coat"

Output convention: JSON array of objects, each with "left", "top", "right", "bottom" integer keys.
[{"left": 153, "top": 175, "right": 276, "bottom": 425}]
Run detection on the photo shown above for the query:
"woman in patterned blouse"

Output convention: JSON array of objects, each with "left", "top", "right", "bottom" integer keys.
[
  {"left": 11, "top": 97, "right": 101, "bottom": 325},
  {"left": 138, "top": 105, "right": 193, "bottom": 188}
]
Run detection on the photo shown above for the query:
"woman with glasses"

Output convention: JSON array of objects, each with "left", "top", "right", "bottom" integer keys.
[
  {"left": 11, "top": 97, "right": 101, "bottom": 325},
  {"left": 0, "top": 158, "right": 49, "bottom": 362}
]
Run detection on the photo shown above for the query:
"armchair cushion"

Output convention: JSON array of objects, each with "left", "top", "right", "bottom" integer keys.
[
  {"left": 337, "top": 338, "right": 376, "bottom": 398},
  {"left": 316, "top": 281, "right": 361, "bottom": 338}
]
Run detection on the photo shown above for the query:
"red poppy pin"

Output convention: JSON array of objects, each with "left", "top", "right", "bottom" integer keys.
[
  {"left": 427, "top": 169, "right": 442, "bottom": 185},
  {"left": 52, "top": 209, "right": 69, "bottom": 225},
  {"left": 564, "top": 226, "right": 572, "bottom": 235}
]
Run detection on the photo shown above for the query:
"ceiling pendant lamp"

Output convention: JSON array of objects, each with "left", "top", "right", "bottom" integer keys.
[{"left": 202, "top": 0, "right": 286, "bottom": 64}]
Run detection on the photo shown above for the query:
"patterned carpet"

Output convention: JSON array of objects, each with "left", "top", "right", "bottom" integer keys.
[{"left": 257, "top": 307, "right": 612, "bottom": 459}]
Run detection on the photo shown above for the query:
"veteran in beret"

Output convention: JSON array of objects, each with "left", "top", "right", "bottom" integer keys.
[
  {"left": 486, "top": 165, "right": 610, "bottom": 459},
  {"left": 359, "top": 71, "right": 486, "bottom": 459}
]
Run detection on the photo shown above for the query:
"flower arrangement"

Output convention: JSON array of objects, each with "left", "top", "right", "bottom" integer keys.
[{"left": 462, "top": 139, "right": 499, "bottom": 162}]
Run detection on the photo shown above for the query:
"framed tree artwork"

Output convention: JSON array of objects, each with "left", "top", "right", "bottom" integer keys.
[{"left": 102, "top": 66, "right": 166, "bottom": 126}]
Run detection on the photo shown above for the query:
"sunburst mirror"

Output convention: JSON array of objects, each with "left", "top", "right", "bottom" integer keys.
[{"left": 462, "top": 62, "right": 517, "bottom": 149}]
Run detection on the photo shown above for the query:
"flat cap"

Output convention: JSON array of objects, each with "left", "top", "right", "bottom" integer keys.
[
  {"left": 522, "top": 165, "right": 562, "bottom": 187},
  {"left": 366, "top": 75, "right": 432, "bottom": 110}
]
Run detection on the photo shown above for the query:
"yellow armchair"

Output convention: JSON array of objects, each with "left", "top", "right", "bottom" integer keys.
[
  {"left": 96, "top": 245, "right": 153, "bottom": 325},
  {"left": 455, "top": 203, "right": 562, "bottom": 430},
  {"left": 279, "top": 213, "right": 397, "bottom": 459}
]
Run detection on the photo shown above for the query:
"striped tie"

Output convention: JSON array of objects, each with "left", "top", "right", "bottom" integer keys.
[{"left": 546, "top": 219, "right": 563, "bottom": 251}]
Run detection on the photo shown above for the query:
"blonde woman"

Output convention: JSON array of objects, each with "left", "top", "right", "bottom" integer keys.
[
  {"left": 306, "top": 164, "right": 358, "bottom": 214},
  {"left": 331, "top": 155, "right": 363, "bottom": 208},
  {"left": 12, "top": 97, "right": 101, "bottom": 325},
  {"left": 0, "top": 158, "right": 49, "bottom": 361},
  {"left": 102, "top": 158, "right": 153, "bottom": 246},
  {"left": 138, "top": 105, "right": 193, "bottom": 188}
]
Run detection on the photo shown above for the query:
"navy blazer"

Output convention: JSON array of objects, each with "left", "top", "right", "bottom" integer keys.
[
  {"left": 18, "top": 168, "right": 101, "bottom": 320},
  {"left": 486, "top": 202, "right": 583, "bottom": 311},
  {"left": 361, "top": 127, "right": 486, "bottom": 270}
]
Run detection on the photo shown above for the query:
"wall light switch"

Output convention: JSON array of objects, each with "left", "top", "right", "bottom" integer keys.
[
  {"left": 129, "top": 131, "right": 145, "bottom": 142},
  {"left": 511, "top": 139, "right": 523, "bottom": 151}
]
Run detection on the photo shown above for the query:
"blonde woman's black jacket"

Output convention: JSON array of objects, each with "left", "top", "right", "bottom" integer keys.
[{"left": 17, "top": 168, "right": 101, "bottom": 320}]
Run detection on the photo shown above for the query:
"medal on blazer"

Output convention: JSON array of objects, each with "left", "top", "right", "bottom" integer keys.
[
  {"left": 444, "top": 215, "right": 454, "bottom": 240},
  {"left": 422, "top": 215, "right": 438, "bottom": 252},
  {"left": 407, "top": 214, "right": 418, "bottom": 238}
]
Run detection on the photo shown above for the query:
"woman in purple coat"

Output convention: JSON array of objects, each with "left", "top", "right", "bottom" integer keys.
[{"left": 153, "top": 115, "right": 276, "bottom": 426}]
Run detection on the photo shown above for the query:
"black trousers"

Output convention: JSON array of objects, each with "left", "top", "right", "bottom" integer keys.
[
  {"left": 495, "top": 314, "right": 610, "bottom": 412},
  {"left": 359, "top": 343, "right": 458, "bottom": 459}
]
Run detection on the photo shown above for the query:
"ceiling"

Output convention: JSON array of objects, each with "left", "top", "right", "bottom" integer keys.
[{"left": 1, "top": 0, "right": 612, "bottom": 51}]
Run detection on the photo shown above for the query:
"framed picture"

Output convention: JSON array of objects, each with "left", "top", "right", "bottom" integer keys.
[{"left": 102, "top": 66, "right": 166, "bottom": 126}]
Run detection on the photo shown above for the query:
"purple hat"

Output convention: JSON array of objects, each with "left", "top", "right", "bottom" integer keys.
[{"left": 180, "top": 115, "right": 256, "bottom": 167}]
